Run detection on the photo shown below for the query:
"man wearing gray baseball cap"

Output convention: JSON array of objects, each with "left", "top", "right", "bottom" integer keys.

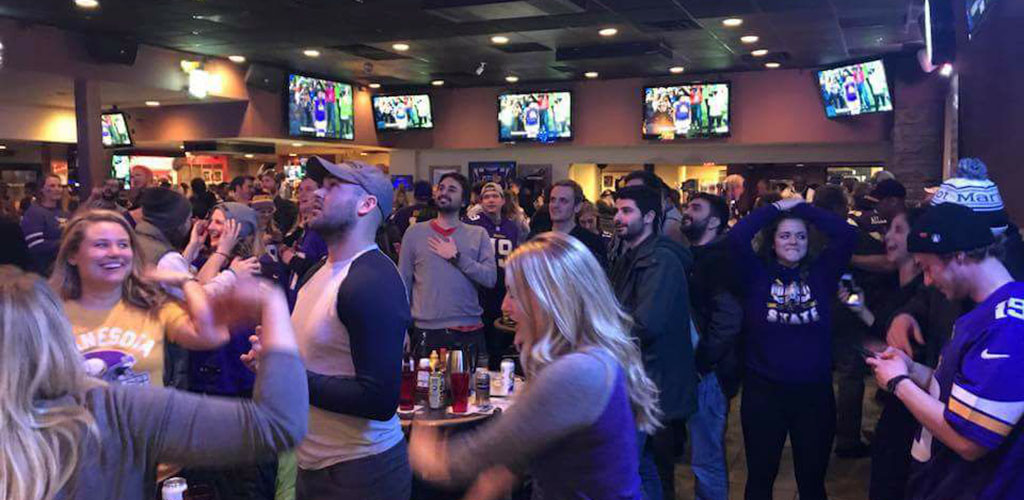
[{"left": 281, "top": 156, "right": 413, "bottom": 499}]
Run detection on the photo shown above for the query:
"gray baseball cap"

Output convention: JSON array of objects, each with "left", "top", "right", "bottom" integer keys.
[{"left": 305, "top": 156, "right": 394, "bottom": 219}]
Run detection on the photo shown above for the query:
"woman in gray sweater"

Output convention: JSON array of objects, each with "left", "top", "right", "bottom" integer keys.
[
  {"left": 409, "top": 232, "right": 661, "bottom": 500},
  {"left": 0, "top": 265, "right": 308, "bottom": 500}
]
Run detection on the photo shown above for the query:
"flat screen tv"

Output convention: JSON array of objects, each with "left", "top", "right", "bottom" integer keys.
[
  {"left": 287, "top": 74, "right": 354, "bottom": 140},
  {"left": 816, "top": 59, "right": 893, "bottom": 118},
  {"left": 101, "top": 112, "right": 132, "bottom": 147},
  {"left": 642, "top": 83, "right": 730, "bottom": 140},
  {"left": 497, "top": 91, "right": 572, "bottom": 143},
  {"left": 372, "top": 94, "right": 434, "bottom": 131}
]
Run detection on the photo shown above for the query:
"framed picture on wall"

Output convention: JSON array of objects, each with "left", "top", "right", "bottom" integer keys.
[
  {"left": 430, "top": 166, "right": 460, "bottom": 186},
  {"left": 603, "top": 175, "right": 615, "bottom": 188}
]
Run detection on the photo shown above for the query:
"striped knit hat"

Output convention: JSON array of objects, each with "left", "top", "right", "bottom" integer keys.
[{"left": 930, "top": 157, "right": 1009, "bottom": 233}]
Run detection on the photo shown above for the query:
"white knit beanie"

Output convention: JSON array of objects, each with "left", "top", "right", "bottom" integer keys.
[{"left": 930, "top": 158, "right": 1009, "bottom": 233}]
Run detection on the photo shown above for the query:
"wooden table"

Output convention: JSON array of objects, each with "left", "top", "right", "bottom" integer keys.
[{"left": 400, "top": 396, "right": 514, "bottom": 428}]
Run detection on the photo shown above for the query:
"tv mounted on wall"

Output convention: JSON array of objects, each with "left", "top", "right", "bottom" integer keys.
[
  {"left": 286, "top": 73, "right": 354, "bottom": 140},
  {"left": 641, "top": 82, "right": 731, "bottom": 140},
  {"left": 497, "top": 91, "right": 572, "bottom": 143},
  {"left": 101, "top": 112, "right": 133, "bottom": 147},
  {"left": 372, "top": 94, "right": 434, "bottom": 131},
  {"left": 815, "top": 59, "right": 893, "bottom": 118}
]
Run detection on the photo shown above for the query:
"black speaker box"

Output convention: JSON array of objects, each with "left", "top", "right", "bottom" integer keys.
[
  {"left": 83, "top": 34, "right": 138, "bottom": 65},
  {"left": 245, "top": 64, "right": 285, "bottom": 92}
]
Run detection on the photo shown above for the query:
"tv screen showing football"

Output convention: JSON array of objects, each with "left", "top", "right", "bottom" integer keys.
[{"left": 642, "top": 83, "right": 730, "bottom": 140}]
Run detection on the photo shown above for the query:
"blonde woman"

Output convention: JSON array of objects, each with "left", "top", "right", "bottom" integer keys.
[
  {"left": 0, "top": 265, "right": 308, "bottom": 500},
  {"left": 50, "top": 210, "right": 229, "bottom": 388},
  {"left": 409, "top": 232, "right": 660, "bottom": 500}
]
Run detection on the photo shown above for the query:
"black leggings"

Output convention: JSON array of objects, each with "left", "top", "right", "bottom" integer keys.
[{"left": 741, "top": 372, "right": 836, "bottom": 500}]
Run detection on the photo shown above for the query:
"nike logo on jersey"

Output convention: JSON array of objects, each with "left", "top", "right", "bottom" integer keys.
[{"left": 981, "top": 349, "right": 1010, "bottom": 360}]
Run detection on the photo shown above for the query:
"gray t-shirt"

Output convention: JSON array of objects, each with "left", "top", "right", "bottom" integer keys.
[
  {"left": 398, "top": 220, "right": 496, "bottom": 329},
  {"left": 55, "top": 351, "right": 307, "bottom": 500}
]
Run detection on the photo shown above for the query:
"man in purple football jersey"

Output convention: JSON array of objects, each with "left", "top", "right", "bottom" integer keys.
[
  {"left": 868, "top": 203, "right": 1024, "bottom": 500},
  {"left": 465, "top": 182, "right": 519, "bottom": 369}
]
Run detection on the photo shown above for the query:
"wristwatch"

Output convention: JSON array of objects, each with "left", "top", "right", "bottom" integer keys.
[
  {"left": 448, "top": 251, "right": 460, "bottom": 266},
  {"left": 887, "top": 374, "right": 911, "bottom": 395}
]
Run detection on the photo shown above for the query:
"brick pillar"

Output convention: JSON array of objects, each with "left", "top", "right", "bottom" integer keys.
[{"left": 889, "top": 72, "right": 949, "bottom": 202}]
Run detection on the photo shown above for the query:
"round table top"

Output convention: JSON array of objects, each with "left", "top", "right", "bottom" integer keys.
[{"left": 399, "top": 397, "right": 513, "bottom": 428}]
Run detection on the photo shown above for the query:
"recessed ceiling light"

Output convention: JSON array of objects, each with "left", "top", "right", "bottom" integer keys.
[
  {"left": 291, "top": 142, "right": 303, "bottom": 147},
  {"left": 431, "top": 79, "right": 445, "bottom": 86},
  {"left": 740, "top": 35, "right": 759, "bottom": 44},
  {"left": 145, "top": 101, "right": 161, "bottom": 107},
  {"left": 303, "top": 49, "right": 320, "bottom": 58},
  {"left": 74, "top": 0, "right": 100, "bottom": 9},
  {"left": 584, "top": 71, "right": 599, "bottom": 78},
  {"left": 289, "top": 153, "right": 298, "bottom": 157},
  {"left": 751, "top": 49, "right": 769, "bottom": 57},
  {"left": 505, "top": 75, "right": 519, "bottom": 83},
  {"left": 228, "top": 55, "right": 246, "bottom": 63},
  {"left": 722, "top": 18, "right": 743, "bottom": 27},
  {"left": 368, "top": 83, "right": 381, "bottom": 89},
  {"left": 392, "top": 43, "right": 410, "bottom": 52},
  {"left": 765, "top": 62, "right": 781, "bottom": 69},
  {"left": 491, "top": 35, "right": 509, "bottom": 44},
  {"left": 244, "top": 153, "right": 254, "bottom": 158},
  {"left": 0, "top": 145, "right": 6, "bottom": 150},
  {"left": 598, "top": 27, "right": 618, "bottom": 37},
  {"left": 669, "top": 66, "right": 685, "bottom": 74},
  {"left": 360, "top": 152, "right": 369, "bottom": 156}
]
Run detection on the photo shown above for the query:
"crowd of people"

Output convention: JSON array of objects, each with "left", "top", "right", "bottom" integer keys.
[{"left": 2, "top": 155, "right": 1023, "bottom": 500}]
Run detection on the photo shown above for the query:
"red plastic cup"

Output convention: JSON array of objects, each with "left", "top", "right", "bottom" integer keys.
[
  {"left": 450, "top": 372, "right": 471, "bottom": 413},
  {"left": 400, "top": 370, "right": 416, "bottom": 411}
]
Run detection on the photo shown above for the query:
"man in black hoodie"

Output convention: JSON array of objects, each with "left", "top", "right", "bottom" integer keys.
[
  {"left": 610, "top": 185, "right": 696, "bottom": 500},
  {"left": 682, "top": 192, "right": 742, "bottom": 500}
]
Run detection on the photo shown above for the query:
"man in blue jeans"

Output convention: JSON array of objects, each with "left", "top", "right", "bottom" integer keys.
[
  {"left": 611, "top": 185, "right": 698, "bottom": 500},
  {"left": 683, "top": 193, "right": 744, "bottom": 500}
]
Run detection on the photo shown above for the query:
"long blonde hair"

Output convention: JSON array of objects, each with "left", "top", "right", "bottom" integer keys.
[
  {"left": 49, "top": 209, "right": 164, "bottom": 310},
  {"left": 0, "top": 265, "right": 98, "bottom": 500},
  {"left": 506, "top": 232, "right": 662, "bottom": 432}
]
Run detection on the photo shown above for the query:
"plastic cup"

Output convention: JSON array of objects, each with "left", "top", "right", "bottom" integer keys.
[
  {"left": 400, "top": 370, "right": 416, "bottom": 411},
  {"left": 450, "top": 372, "right": 470, "bottom": 413}
]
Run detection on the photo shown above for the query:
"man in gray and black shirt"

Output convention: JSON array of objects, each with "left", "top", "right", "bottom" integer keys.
[
  {"left": 399, "top": 172, "right": 496, "bottom": 363},
  {"left": 292, "top": 157, "right": 412, "bottom": 500}
]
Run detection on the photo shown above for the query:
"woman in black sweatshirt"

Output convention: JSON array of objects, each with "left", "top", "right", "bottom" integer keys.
[{"left": 728, "top": 197, "right": 857, "bottom": 500}]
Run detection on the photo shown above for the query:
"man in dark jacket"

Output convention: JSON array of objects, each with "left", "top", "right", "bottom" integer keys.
[
  {"left": 682, "top": 192, "right": 742, "bottom": 500},
  {"left": 610, "top": 185, "right": 696, "bottom": 500}
]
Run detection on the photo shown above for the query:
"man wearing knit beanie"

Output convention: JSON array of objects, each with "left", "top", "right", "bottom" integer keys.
[
  {"left": 931, "top": 158, "right": 1009, "bottom": 233},
  {"left": 867, "top": 202, "right": 1024, "bottom": 500},
  {"left": 137, "top": 187, "right": 193, "bottom": 259},
  {"left": 931, "top": 157, "right": 1024, "bottom": 279}
]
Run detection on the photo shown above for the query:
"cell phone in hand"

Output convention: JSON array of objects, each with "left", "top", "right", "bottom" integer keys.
[{"left": 856, "top": 345, "right": 879, "bottom": 360}]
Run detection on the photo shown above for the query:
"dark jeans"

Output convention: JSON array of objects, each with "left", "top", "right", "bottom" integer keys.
[
  {"left": 482, "top": 309, "right": 515, "bottom": 371},
  {"left": 869, "top": 394, "right": 919, "bottom": 500},
  {"left": 414, "top": 327, "right": 488, "bottom": 369},
  {"left": 297, "top": 441, "right": 411, "bottom": 500},
  {"left": 831, "top": 340, "right": 864, "bottom": 448},
  {"left": 181, "top": 460, "right": 277, "bottom": 500},
  {"left": 741, "top": 373, "right": 835, "bottom": 500},
  {"left": 638, "top": 420, "right": 688, "bottom": 500},
  {"left": 637, "top": 431, "right": 662, "bottom": 500}
]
